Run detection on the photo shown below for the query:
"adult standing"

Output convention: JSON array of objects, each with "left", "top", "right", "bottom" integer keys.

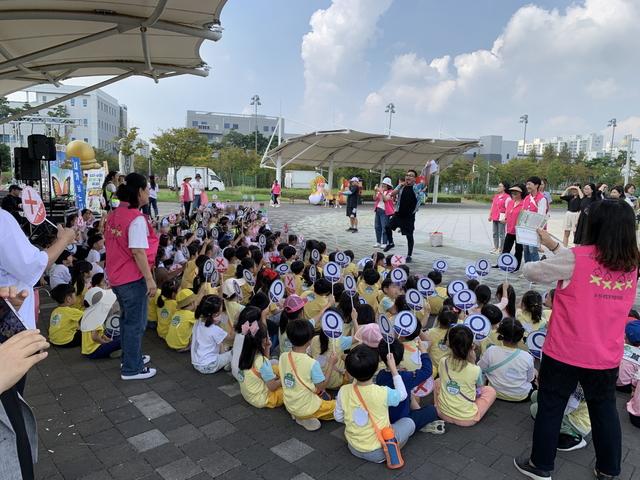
[
  {"left": 521, "top": 176, "right": 548, "bottom": 263},
  {"left": 540, "top": 178, "right": 552, "bottom": 212},
  {"left": 145, "top": 175, "right": 159, "bottom": 219},
  {"left": 271, "top": 180, "right": 281, "bottom": 208},
  {"left": 515, "top": 199, "right": 639, "bottom": 480},
  {"left": 501, "top": 184, "right": 525, "bottom": 271},
  {"left": 345, "top": 177, "right": 361, "bottom": 233},
  {"left": 488, "top": 181, "right": 511, "bottom": 254},
  {"left": 105, "top": 173, "right": 159, "bottom": 380},
  {"left": 180, "top": 176, "right": 193, "bottom": 217},
  {"left": 560, "top": 184, "right": 582, "bottom": 246},
  {"left": 102, "top": 171, "right": 117, "bottom": 211},
  {"left": 1, "top": 185, "right": 23, "bottom": 224},
  {"left": 191, "top": 174, "right": 204, "bottom": 213},
  {"left": 573, "top": 183, "right": 599, "bottom": 245},
  {"left": 372, "top": 177, "right": 395, "bottom": 248},
  {"left": 384, "top": 168, "right": 430, "bottom": 263}
]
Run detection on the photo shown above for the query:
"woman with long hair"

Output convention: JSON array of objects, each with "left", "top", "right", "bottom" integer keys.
[
  {"left": 572, "top": 182, "right": 599, "bottom": 245},
  {"left": 488, "top": 181, "right": 511, "bottom": 253},
  {"left": 515, "top": 199, "right": 640, "bottom": 480},
  {"left": 102, "top": 171, "right": 117, "bottom": 211},
  {"left": 144, "top": 174, "right": 159, "bottom": 218}
]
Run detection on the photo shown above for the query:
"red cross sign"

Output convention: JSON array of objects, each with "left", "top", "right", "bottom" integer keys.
[
  {"left": 21, "top": 186, "right": 46, "bottom": 225},
  {"left": 284, "top": 274, "right": 296, "bottom": 292},
  {"left": 214, "top": 257, "right": 229, "bottom": 273},
  {"left": 391, "top": 255, "right": 406, "bottom": 267}
]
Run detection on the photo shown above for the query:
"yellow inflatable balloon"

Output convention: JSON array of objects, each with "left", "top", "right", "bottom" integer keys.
[{"left": 65, "top": 140, "right": 101, "bottom": 170}]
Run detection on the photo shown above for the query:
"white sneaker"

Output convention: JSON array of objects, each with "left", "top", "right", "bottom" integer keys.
[
  {"left": 420, "top": 420, "right": 446, "bottom": 434},
  {"left": 121, "top": 355, "right": 151, "bottom": 368},
  {"left": 121, "top": 367, "right": 157, "bottom": 381},
  {"left": 373, "top": 243, "right": 380, "bottom": 248},
  {"left": 295, "top": 417, "right": 321, "bottom": 431},
  {"left": 380, "top": 243, "right": 387, "bottom": 249}
]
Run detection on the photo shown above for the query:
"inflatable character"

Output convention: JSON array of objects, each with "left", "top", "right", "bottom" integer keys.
[
  {"left": 338, "top": 178, "right": 349, "bottom": 205},
  {"left": 308, "top": 175, "right": 326, "bottom": 205},
  {"left": 63, "top": 140, "right": 101, "bottom": 170}
]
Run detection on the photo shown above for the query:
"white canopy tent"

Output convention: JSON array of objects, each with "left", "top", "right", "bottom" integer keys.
[
  {"left": 0, "top": 0, "right": 227, "bottom": 123},
  {"left": 261, "top": 129, "right": 480, "bottom": 203}
]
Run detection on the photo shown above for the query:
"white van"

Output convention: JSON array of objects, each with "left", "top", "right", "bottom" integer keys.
[{"left": 167, "top": 167, "right": 225, "bottom": 191}]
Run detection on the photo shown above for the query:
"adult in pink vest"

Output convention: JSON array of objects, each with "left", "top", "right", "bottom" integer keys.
[
  {"left": 372, "top": 177, "right": 395, "bottom": 248},
  {"left": 271, "top": 179, "right": 282, "bottom": 207},
  {"left": 180, "top": 176, "right": 193, "bottom": 217},
  {"left": 488, "top": 181, "right": 511, "bottom": 253},
  {"left": 521, "top": 176, "right": 548, "bottom": 264},
  {"left": 105, "top": 173, "right": 159, "bottom": 381},
  {"left": 500, "top": 183, "right": 525, "bottom": 270},
  {"left": 515, "top": 200, "right": 639, "bottom": 480}
]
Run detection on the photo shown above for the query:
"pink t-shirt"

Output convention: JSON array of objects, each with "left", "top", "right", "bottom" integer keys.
[
  {"left": 628, "top": 374, "right": 640, "bottom": 417},
  {"left": 489, "top": 192, "right": 510, "bottom": 221},
  {"left": 505, "top": 199, "right": 523, "bottom": 235},
  {"left": 272, "top": 184, "right": 281, "bottom": 195}
]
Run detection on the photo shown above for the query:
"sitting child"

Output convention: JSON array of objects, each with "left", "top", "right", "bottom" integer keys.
[
  {"left": 517, "top": 290, "right": 549, "bottom": 333},
  {"left": 434, "top": 325, "right": 496, "bottom": 426},
  {"left": 166, "top": 289, "right": 197, "bottom": 351},
  {"left": 301, "top": 278, "right": 332, "bottom": 326},
  {"left": 311, "top": 307, "right": 356, "bottom": 389},
  {"left": 478, "top": 304, "right": 504, "bottom": 355},
  {"left": 426, "top": 270, "right": 448, "bottom": 315},
  {"left": 357, "top": 268, "right": 381, "bottom": 312},
  {"left": 81, "top": 287, "right": 121, "bottom": 359},
  {"left": 157, "top": 281, "right": 179, "bottom": 339},
  {"left": 378, "top": 278, "right": 401, "bottom": 315},
  {"left": 427, "top": 309, "right": 457, "bottom": 377},
  {"left": 279, "top": 319, "right": 337, "bottom": 431},
  {"left": 49, "top": 284, "right": 82, "bottom": 347},
  {"left": 618, "top": 320, "right": 640, "bottom": 393},
  {"left": 191, "top": 295, "right": 232, "bottom": 374},
  {"left": 334, "top": 344, "right": 414, "bottom": 463},
  {"left": 478, "top": 318, "right": 535, "bottom": 402}
]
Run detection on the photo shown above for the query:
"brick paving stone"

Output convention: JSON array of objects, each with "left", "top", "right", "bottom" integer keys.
[
  {"left": 165, "top": 424, "right": 204, "bottom": 447},
  {"left": 130, "top": 391, "right": 177, "bottom": 419},
  {"left": 152, "top": 412, "right": 190, "bottom": 433},
  {"left": 109, "top": 459, "right": 154, "bottom": 480},
  {"left": 105, "top": 404, "right": 143, "bottom": 424},
  {"left": 217, "top": 383, "right": 241, "bottom": 398},
  {"left": 84, "top": 427, "right": 127, "bottom": 448},
  {"left": 93, "top": 442, "right": 139, "bottom": 468},
  {"left": 144, "top": 443, "right": 190, "bottom": 468},
  {"left": 218, "top": 465, "right": 262, "bottom": 480},
  {"left": 156, "top": 457, "right": 203, "bottom": 480},
  {"left": 271, "top": 437, "right": 315, "bottom": 463},
  {"left": 116, "top": 416, "right": 155, "bottom": 438},
  {"left": 294, "top": 451, "right": 338, "bottom": 478},
  {"left": 234, "top": 445, "right": 277, "bottom": 470},
  {"left": 200, "top": 419, "right": 237, "bottom": 440},
  {"left": 217, "top": 404, "right": 253, "bottom": 423},
  {"left": 260, "top": 457, "right": 302, "bottom": 480},
  {"left": 181, "top": 438, "right": 223, "bottom": 462},
  {"left": 197, "top": 451, "right": 241, "bottom": 478},
  {"left": 128, "top": 429, "right": 170, "bottom": 452}
]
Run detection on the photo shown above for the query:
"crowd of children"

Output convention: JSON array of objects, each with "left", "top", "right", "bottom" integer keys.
[{"left": 42, "top": 200, "right": 639, "bottom": 469}]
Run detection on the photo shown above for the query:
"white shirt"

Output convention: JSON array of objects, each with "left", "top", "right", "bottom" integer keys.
[
  {"left": 128, "top": 216, "right": 149, "bottom": 249},
  {"left": 478, "top": 345, "right": 535, "bottom": 400},
  {"left": 86, "top": 249, "right": 101, "bottom": 264},
  {"left": 149, "top": 185, "right": 159, "bottom": 199},
  {"left": 0, "top": 210, "right": 49, "bottom": 328},
  {"left": 49, "top": 264, "right": 72, "bottom": 288},
  {"left": 190, "top": 180, "right": 204, "bottom": 195},
  {"left": 191, "top": 320, "right": 227, "bottom": 367}
]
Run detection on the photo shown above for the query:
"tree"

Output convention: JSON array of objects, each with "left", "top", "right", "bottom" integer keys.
[
  {"left": 0, "top": 143, "right": 10, "bottom": 172},
  {"left": 46, "top": 105, "right": 73, "bottom": 144},
  {"left": 95, "top": 147, "right": 119, "bottom": 172},
  {"left": 215, "top": 131, "right": 273, "bottom": 155},
  {"left": 151, "top": 128, "right": 212, "bottom": 193},
  {"left": 0, "top": 97, "right": 17, "bottom": 119}
]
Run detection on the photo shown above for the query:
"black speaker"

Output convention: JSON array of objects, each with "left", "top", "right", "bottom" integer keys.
[
  {"left": 28, "top": 134, "right": 55, "bottom": 161},
  {"left": 14, "top": 147, "right": 40, "bottom": 180}
]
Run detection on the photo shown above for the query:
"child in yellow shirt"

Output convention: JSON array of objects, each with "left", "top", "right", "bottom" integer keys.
[
  {"left": 49, "top": 284, "right": 82, "bottom": 347},
  {"left": 166, "top": 289, "right": 197, "bottom": 351},
  {"left": 427, "top": 309, "right": 457, "bottom": 378},
  {"left": 378, "top": 277, "right": 401, "bottom": 315},
  {"left": 357, "top": 268, "right": 381, "bottom": 312},
  {"left": 302, "top": 278, "right": 331, "bottom": 328},
  {"left": 290, "top": 261, "right": 305, "bottom": 295},
  {"left": 81, "top": 288, "right": 122, "bottom": 359},
  {"left": 342, "top": 250, "right": 358, "bottom": 277},
  {"left": 157, "top": 281, "right": 179, "bottom": 339},
  {"left": 516, "top": 290, "right": 549, "bottom": 334},
  {"left": 279, "top": 319, "right": 337, "bottom": 431},
  {"left": 426, "top": 271, "right": 447, "bottom": 315},
  {"left": 478, "top": 304, "right": 504, "bottom": 355}
]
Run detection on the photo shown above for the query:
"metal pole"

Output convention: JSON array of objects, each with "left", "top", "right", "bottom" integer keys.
[
  {"left": 523, "top": 122, "right": 527, "bottom": 146},
  {"left": 625, "top": 137, "right": 637, "bottom": 186},
  {"left": 610, "top": 125, "right": 616, "bottom": 159},
  {"left": 328, "top": 157, "right": 335, "bottom": 191},
  {"left": 254, "top": 102, "right": 258, "bottom": 153},
  {"left": 432, "top": 173, "right": 440, "bottom": 204}
]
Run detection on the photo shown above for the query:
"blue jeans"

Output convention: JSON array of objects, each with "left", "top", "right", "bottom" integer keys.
[
  {"left": 409, "top": 404, "right": 439, "bottom": 430},
  {"left": 523, "top": 244, "right": 539, "bottom": 263},
  {"left": 86, "top": 338, "right": 121, "bottom": 360},
  {"left": 192, "top": 194, "right": 201, "bottom": 213},
  {"left": 374, "top": 208, "right": 389, "bottom": 244},
  {"left": 348, "top": 417, "right": 415, "bottom": 463},
  {"left": 113, "top": 278, "right": 148, "bottom": 376}
]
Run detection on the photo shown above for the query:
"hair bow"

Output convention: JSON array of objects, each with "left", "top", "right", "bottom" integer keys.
[
  {"left": 241, "top": 321, "right": 259, "bottom": 336},
  {"left": 262, "top": 268, "right": 279, "bottom": 281}
]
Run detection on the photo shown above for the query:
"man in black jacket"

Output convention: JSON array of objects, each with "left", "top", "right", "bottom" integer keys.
[{"left": 1, "top": 185, "right": 23, "bottom": 224}]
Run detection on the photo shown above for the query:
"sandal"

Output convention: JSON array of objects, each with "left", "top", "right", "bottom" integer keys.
[{"left": 420, "top": 420, "right": 446, "bottom": 435}]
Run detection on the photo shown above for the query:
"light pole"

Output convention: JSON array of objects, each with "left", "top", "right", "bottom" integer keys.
[
  {"left": 385, "top": 103, "right": 395, "bottom": 136},
  {"left": 519, "top": 114, "right": 528, "bottom": 154},
  {"left": 607, "top": 118, "right": 617, "bottom": 160},
  {"left": 250, "top": 94, "right": 261, "bottom": 152},
  {"left": 625, "top": 136, "right": 638, "bottom": 186}
]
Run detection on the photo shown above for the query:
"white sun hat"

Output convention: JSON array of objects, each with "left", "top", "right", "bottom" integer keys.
[{"left": 80, "top": 287, "right": 118, "bottom": 332}]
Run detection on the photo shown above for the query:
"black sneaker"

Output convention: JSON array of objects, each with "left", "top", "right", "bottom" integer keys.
[
  {"left": 351, "top": 228, "right": 358, "bottom": 233},
  {"left": 594, "top": 468, "right": 617, "bottom": 479},
  {"left": 557, "top": 433, "right": 586, "bottom": 452},
  {"left": 514, "top": 457, "right": 552, "bottom": 480},
  {"left": 406, "top": 256, "right": 412, "bottom": 263},
  {"left": 383, "top": 243, "right": 395, "bottom": 252},
  {"left": 346, "top": 227, "right": 354, "bottom": 232}
]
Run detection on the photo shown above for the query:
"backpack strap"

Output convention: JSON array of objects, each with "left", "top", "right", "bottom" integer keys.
[
  {"left": 481, "top": 348, "right": 521, "bottom": 375},
  {"left": 444, "top": 359, "right": 476, "bottom": 403},
  {"left": 287, "top": 352, "right": 318, "bottom": 394}
]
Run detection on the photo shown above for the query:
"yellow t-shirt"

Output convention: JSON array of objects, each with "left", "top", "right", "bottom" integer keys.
[
  {"left": 148, "top": 290, "right": 161, "bottom": 323},
  {"left": 310, "top": 336, "right": 351, "bottom": 389},
  {"left": 339, "top": 383, "right": 390, "bottom": 453},
  {"left": 400, "top": 338, "right": 422, "bottom": 372},
  {"left": 427, "top": 286, "right": 447, "bottom": 315},
  {"left": 239, "top": 355, "right": 273, "bottom": 408},
  {"left": 516, "top": 309, "right": 550, "bottom": 333},
  {"left": 301, "top": 292, "right": 328, "bottom": 326},
  {"left": 240, "top": 282, "right": 253, "bottom": 304},
  {"left": 226, "top": 263, "right": 237, "bottom": 278},
  {"left": 357, "top": 281, "right": 380, "bottom": 312},
  {"left": 166, "top": 309, "right": 196, "bottom": 350},
  {"left": 343, "top": 263, "right": 358, "bottom": 277},
  {"left": 567, "top": 400, "right": 591, "bottom": 436},
  {"left": 224, "top": 300, "right": 244, "bottom": 334},
  {"left": 157, "top": 298, "right": 177, "bottom": 339},
  {"left": 293, "top": 274, "right": 304, "bottom": 296},
  {"left": 437, "top": 357, "right": 482, "bottom": 420},
  {"left": 73, "top": 287, "right": 88, "bottom": 311},
  {"left": 279, "top": 351, "right": 322, "bottom": 417},
  {"left": 427, "top": 327, "right": 450, "bottom": 377},
  {"left": 82, "top": 326, "right": 104, "bottom": 355},
  {"left": 180, "top": 259, "right": 198, "bottom": 290},
  {"left": 49, "top": 306, "right": 82, "bottom": 345},
  {"left": 279, "top": 329, "right": 293, "bottom": 354},
  {"left": 479, "top": 329, "right": 503, "bottom": 355},
  {"left": 415, "top": 299, "right": 430, "bottom": 328}
]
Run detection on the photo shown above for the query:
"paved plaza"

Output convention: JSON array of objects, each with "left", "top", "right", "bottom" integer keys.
[{"left": 29, "top": 202, "right": 640, "bottom": 480}]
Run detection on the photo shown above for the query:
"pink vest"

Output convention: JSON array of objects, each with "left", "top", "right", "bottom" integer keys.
[
  {"left": 544, "top": 245, "right": 638, "bottom": 369},
  {"left": 272, "top": 184, "right": 281, "bottom": 195},
  {"left": 181, "top": 182, "right": 193, "bottom": 202},
  {"left": 489, "top": 192, "right": 510, "bottom": 221},
  {"left": 522, "top": 191, "right": 544, "bottom": 213},
  {"left": 374, "top": 191, "right": 395, "bottom": 215},
  {"left": 505, "top": 199, "right": 523, "bottom": 235},
  {"left": 105, "top": 202, "right": 159, "bottom": 287}
]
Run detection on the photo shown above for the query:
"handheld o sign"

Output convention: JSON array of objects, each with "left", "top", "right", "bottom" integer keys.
[
  {"left": 463, "top": 314, "right": 491, "bottom": 341},
  {"left": 358, "top": 297, "right": 367, "bottom": 305},
  {"left": 417, "top": 277, "right": 436, "bottom": 297},
  {"left": 379, "top": 314, "right": 394, "bottom": 343},
  {"left": 321, "top": 310, "right": 344, "bottom": 339},
  {"left": 391, "top": 255, "right": 406, "bottom": 267},
  {"left": 275, "top": 263, "right": 290, "bottom": 275},
  {"left": 390, "top": 268, "right": 408, "bottom": 285},
  {"left": 160, "top": 217, "right": 170, "bottom": 228},
  {"left": 324, "top": 262, "right": 341, "bottom": 283},
  {"left": 453, "top": 289, "right": 477, "bottom": 311},
  {"left": 433, "top": 259, "right": 448, "bottom": 273},
  {"left": 210, "top": 227, "right": 218, "bottom": 240},
  {"left": 406, "top": 289, "right": 424, "bottom": 311},
  {"left": 311, "top": 249, "right": 321, "bottom": 264},
  {"left": 209, "top": 270, "right": 219, "bottom": 286},
  {"left": 498, "top": 253, "right": 518, "bottom": 273},
  {"left": 196, "top": 227, "right": 206, "bottom": 239},
  {"left": 447, "top": 280, "right": 467, "bottom": 297},
  {"left": 335, "top": 251, "right": 349, "bottom": 267},
  {"left": 258, "top": 234, "right": 266, "bottom": 247},
  {"left": 475, "top": 258, "right": 490, "bottom": 277},
  {"left": 233, "top": 281, "right": 242, "bottom": 300},
  {"left": 308, "top": 264, "right": 317, "bottom": 283},
  {"left": 394, "top": 311, "right": 418, "bottom": 337},
  {"left": 344, "top": 275, "right": 356, "bottom": 296},
  {"left": 269, "top": 280, "right": 285, "bottom": 304},
  {"left": 168, "top": 213, "right": 177, "bottom": 223},
  {"left": 21, "top": 186, "right": 47, "bottom": 225},
  {"left": 105, "top": 314, "right": 120, "bottom": 333},
  {"left": 243, "top": 269, "right": 255, "bottom": 286},
  {"left": 202, "top": 259, "right": 215, "bottom": 277},
  {"left": 465, "top": 264, "right": 479, "bottom": 280},
  {"left": 214, "top": 256, "right": 229, "bottom": 273},
  {"left": 527, "top": 331, "right": 547, "bottom": 359}
]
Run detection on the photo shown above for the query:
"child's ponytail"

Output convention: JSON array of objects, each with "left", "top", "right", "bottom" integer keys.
[{"left": 522, "top": 290, "right": 543, "bottom": 324}]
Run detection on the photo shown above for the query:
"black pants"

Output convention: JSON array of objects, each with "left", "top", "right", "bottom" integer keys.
[
  {"left": 183, "top": 201, "right": 191, "bottom": 217},
  {"left": 502, "top": 233, "right": 523, "bottom": 270},
  {"left": 631, "top": 413, "right": 640, "bottom": 428},
  {"left": 385, "top": 214, "right": 415, "bottom": 257},
  {"left": 530, "top": 354, "right": 621, "bottom": 475}
]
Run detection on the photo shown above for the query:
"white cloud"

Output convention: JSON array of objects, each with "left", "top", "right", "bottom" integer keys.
[
  {"left": 301, "top": 0, "right": 393, "bottom": 128},
  {"left": 358, "top": 0, "right": 640, "bottom": 140}
]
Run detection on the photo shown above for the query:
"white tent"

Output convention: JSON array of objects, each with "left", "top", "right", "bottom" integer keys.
[
  {"left": 0, "top": 0, "right": 227, "bottom": 123},
  {"left": 261, "top": 129, "right": 480, "bottom": 202}
]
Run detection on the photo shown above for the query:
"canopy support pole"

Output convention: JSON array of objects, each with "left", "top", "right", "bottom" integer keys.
[
  {"left": 432, "top": 172, "right": 440, "bottom": 204},
  {"left": 379, "top": 162, "right": 386, "bottom": 184},
  {"left": 328, "top": 157, "right": 335, "bottom": 191},
  {"left": 275, "top": 154, "right": 282, "bottom": 186}
]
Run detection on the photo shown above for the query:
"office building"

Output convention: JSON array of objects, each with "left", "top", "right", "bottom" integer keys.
[
  {"left": 517, "top": 133, "right": 604, "bottom": 159},
  {"left": 186, "top": 110, "right": 285, "bottom": 143},
  {"left": 464, "top": 135, "right": 518, "bottom": 164}
]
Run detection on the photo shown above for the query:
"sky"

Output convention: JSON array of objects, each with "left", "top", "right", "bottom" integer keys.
[{"left": 63, "top": 0, "right": 640, "bottom": 144}]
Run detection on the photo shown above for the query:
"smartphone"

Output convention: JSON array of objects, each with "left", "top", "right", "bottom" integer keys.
[{"left": 0, "top": 298, "right": 27, "bottom": 343}]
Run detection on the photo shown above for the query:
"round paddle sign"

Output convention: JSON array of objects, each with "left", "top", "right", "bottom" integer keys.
[
  {"left": 379, "top": 314, "right": 394, "bottom": 343},
  {"left": 324, "top": 262, "right": 341, "bottom": 282},
  {"left": 463, "top": 314, "right": 491, "bottom": 341},
  {"left": 258, "top": 234, "right": 266, "bottom": 247},
  {"left": 214, "top": 256, "right": 229, "bottom": 273},
  {"left": 465, "top": 264, "right": 479, "bottom": 280},
  {"left": 243, "top": 269, "right": 255, "bottom": 285},
  {"left": 311, "top": 249, "right": 321, "bottom": 264},
  {"left": 394, "top": 311, "right": 418, "bottom": 337},
  {"left": 527, "top": 331, "right": 547, "bottom": 359},
  {"left": 417, "top": 277, "right": 436, "bottom": 297},
  {"left": 447, "top": 280, "right": 467, "bottom": 297},
  {"left": 453, "top": 289, "right": 477, "bottom": 311},
  {"left": 202, "top": 259, "right": 215, "bottom": 276},
  {"left": 344, "top": 275, "right": 356, "bottom": 295},
  {"left": 335, "top": 251, "right": 348, "bottom": 267},
  {"left": 406, "top": 289, "right": 424, "bottom": 311},
  {"left": 475, "top": 258, "right": 490, "bottom": 277},
  {"left": 390, "top": 268, "right": 408, "bottom": 285},
  {"left": 433, "top": 259, "right": 448, "bottom": 273},
  {"left": 308, "top": 264, "right": 317, "bottom": 282},
  {"left": 21, "top": 186, "right": 46, "bottom": 225},
  {"left": 498, "top": 253, "right": 518, "bottom": 273},
  {"left": 321, "top": 310, "right": 344, "bottom": 339},
  {"left": 275, "top": 263, "right": 290, "bottom": 275},
  {"left": 269, "top": 280, "right": 285, "bottom": 303}
]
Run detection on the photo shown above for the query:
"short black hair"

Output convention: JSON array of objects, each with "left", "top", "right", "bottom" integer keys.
[
  {"left": 290, "top": 260, "right": 305, "bottom": 275},
  {"left": 223, "top": 247, "right": 236, "bottom": 261},
  {"left": 437, "top": 309, "right": 458, "bottom": 328},
  {"left": 407, "top": 169, "right": 418, "bottom": 176},
  {"left": 378, "top": 339, "right": 404, "bottom": 367},
  {"left": 355, "top": 303, "right": 375, "bottom": 324},
  {"left": 286, "top": 319, "right": 315, "bottom": 347},
  {"left": 51, "top": 283, "right": 75, "bottom": 304},
  {"left": 481, "top": 304, "right": 503, "bottom": 325},
  {"left": 282, "top": 245, "right": 296, "bottom": 260},
  {"left": 526, "top": 176, "right": 542, "bottom": 186},
  {"left": 363, "top": 268, "right": 380, "bottom": 286},
  {"left": 475, "top": 285, "right": 491, "bottom": 305},
  {"left": 466, "top": 279, "right": 479, "bottom": 292},
  {"left": 427, "top": 270, "right": 442, "bottom": 285},
  {"left": 497, "top": 318, "right": 525, "bottom": 344},
  {"left": 345, "top": 344, "right": 380, "bottom": 382},
  {"left": 313, "top": 278, "right": 331, "bottom": 296}
]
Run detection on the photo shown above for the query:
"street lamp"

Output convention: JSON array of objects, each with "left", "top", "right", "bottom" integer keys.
[
  {"left": 385, "top": 103, "right": 395, "bottom": 136},
  {"left": 607, "top": 118, "right": 617, "bottom": 160},
  {"left": 625, "top": 136, "right": 638, "bottom": 186},
  {"left": 519, "top": 114, "right": 528, "bottom": 153},
  {"left": 250, "top": 94, "right": 261, "bottom": 152}
]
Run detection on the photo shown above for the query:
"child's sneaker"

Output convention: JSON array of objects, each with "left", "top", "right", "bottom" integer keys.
[
  {"left": 121, "top": 367, "right": 157, "bottom": 381},
  {"left": 295, "top": 417, "right": 321, "bottom": 431},
  {"left": 556, "top": 433, "right": 586, "bottom": 452},
  {"left": 420, "top": 420, "right": 445, "bottom": 434},
  {"left": 513, "top": 456, "right": 551, "bottom": 479}
]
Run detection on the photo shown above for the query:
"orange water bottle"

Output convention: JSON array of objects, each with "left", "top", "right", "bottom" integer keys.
[{"left": 381, "top": 426, "right": 404, "bottom": 469}]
